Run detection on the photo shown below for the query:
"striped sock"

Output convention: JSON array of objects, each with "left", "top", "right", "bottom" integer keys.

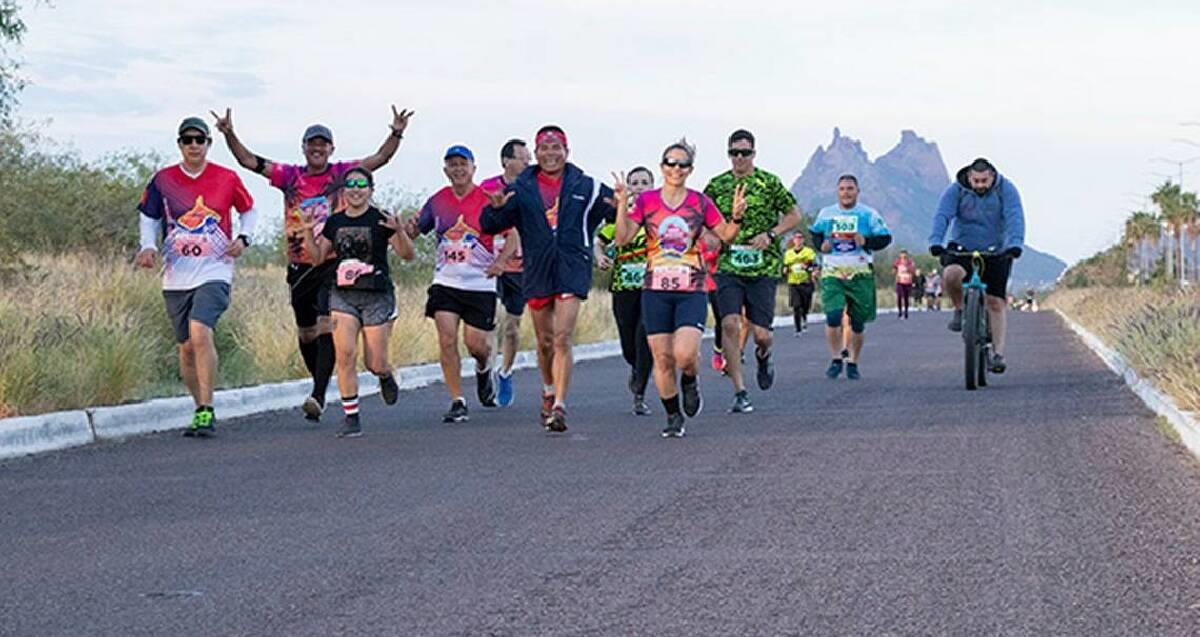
[{"left": 342, "top": 395, "right": 359, "bottom": 417}]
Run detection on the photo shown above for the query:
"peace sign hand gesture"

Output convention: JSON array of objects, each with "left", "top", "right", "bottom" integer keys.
[
  {"left": 379, "top": 210, "right": 405, "bottom": 234},
  {"left": 484, "top": 187, "right": 514, "bottom": 210},
  {"left": 731, "top": 183, "right": 748, "bottom": 221},
  {"left": 390, "top": 105, "right": 415, "bottom": 135},
  {"left": 610, "top": 171, "right": 628, "bottom": 203},
  {"left": 210, "top": 108, "right": 234, "bottom": 136}
]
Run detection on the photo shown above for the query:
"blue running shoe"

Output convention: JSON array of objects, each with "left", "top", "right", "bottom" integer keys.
[{"left": 496, "top": 369, "right": 515, "bottom": 407}]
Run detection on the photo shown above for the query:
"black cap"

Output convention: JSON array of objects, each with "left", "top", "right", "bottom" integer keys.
[
  {"left": 303, "top": 124, "right": 333, "bottom": 143},
  {"left": 178, "top": 117, "right": 209, "bottom": 137}
]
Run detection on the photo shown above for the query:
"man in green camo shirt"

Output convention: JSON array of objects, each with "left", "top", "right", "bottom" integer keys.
[{"left": 704, "top": 128, "right": 803, "bottom": 414}]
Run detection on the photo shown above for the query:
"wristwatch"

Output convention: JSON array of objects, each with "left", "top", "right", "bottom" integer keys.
[
  {"left": 766, "top": 229, "right": 778, "bottom": 242},
  {"left": 237, "top": 234, "right": 250, "bottom": 247}
]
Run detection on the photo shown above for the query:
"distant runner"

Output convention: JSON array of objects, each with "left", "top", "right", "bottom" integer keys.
[
  {"left": 783, "top": 232, "right": 817, "bottom": 335},
  {"left": 893, "top": 249, "right": 915, "bottom": 319}
]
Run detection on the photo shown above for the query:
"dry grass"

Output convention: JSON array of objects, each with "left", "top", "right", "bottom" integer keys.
[{"left": 1047, "top": 287, "right": 1200, "bottom": 412}]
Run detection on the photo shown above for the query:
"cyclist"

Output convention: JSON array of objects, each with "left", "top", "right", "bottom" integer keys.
[
  {"left": 810, "top": 175, "right": 892, "bottom": 380},
  {"left": 481, "top": 139, "right": 530, "bottom": 407},
  {"left": 928, "top": 157, "right": 1025, "bottom": 373},
  {"left": 783, "top": 232, "right": 817, "bottom": 334},
  {"left": 136, "top": 117, "right": 258, "bottom": 438},
  {"left": 595, "top": 166, "right": 655, "bottom": 416},
  {"left": 612, "top": 139, "right": 744, "bottom": 437},
  {"left": 299, "top": 167, "right": 415, "bottom": 437}
]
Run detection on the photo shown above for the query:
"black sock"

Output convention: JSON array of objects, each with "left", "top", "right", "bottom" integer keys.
[
  {"left": 312, "top": 334, "right": 335, "bottom": 402},
  {"left": 196, "top": 405, "right": 213, "bottom": 413},
  {"left": 660, "top": 395, "right": 681, "bottom": 416},
  {"left": 680, "top": 373, "right": 697, "bottom": 388},
  {"left": 298, "top": 338, "right": 318, "bottom": 375}
]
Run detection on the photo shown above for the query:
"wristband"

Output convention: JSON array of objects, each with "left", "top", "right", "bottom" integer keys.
[
  {"left": 237, "top": 234, "right": 250, "bottom": 247},
  {"left": 253, "top": 155, "right": 267, "bottom": 174},
  {"left": 390, "top": 128, "right": 404, "bottom": 140}
]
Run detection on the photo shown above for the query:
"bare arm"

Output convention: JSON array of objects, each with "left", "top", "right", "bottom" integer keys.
[
  {"left": 361, "top": 105, "right": 414, "bottom": 172},
  {"left": 610, "top": 172, "right": 640, "bottom": 246},
  {"left": 211, "top": 108, "right": 273, "bottom": 177}
]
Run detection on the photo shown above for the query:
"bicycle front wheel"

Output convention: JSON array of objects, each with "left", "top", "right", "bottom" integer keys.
[{"left": 963, "top": 288, "right": 983, "bottom": 390}]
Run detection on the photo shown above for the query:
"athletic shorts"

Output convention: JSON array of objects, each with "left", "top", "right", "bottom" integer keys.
[
  {"left": 641, "top": 290, "right": 707, "bottom": 335},
  {"left": 496, "top": 272, "right": 525, "bottom": 317},
  {"left": 331, "top": 287, "right": 397, "bottom": 327},
  {"left": 163, "top": 281, "right": 231, "bottom": 344},
  {"left": 527, "top": 293, "right": 577, "bottom": 312},
  {"left": 820, "top": 275, "right": 877, "bottom": 326},
  {"left": 287, "top": 261, "right": 334, "bottom": 328},
  {"left": 713, "top": 273, "right": 777, "bottom": 329},
  {"left": 425, "top": 284, "right": 497, "bottom": 331},
  {"left": 940, "top": 252, "right": 1012, "bottom": 299}
]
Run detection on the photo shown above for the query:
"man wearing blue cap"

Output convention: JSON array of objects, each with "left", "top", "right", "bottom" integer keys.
[
  {"left": 210, "top": 105, "right": 413, "bottom": 423},
  {"left": 407, "top": 145, "right": 499, "bottom": 423}
]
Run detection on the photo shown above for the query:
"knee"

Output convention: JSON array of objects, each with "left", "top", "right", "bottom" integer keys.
[
  {"left": 986, "top": 296, "right": 1006, "bottom": 312},
  {"left": 825, "top": 310, "right": 843, "bottom": 328},
  {"left": 850, "top": 318, "right": 866, "bottom": 334},
  {"left": 552, "top": 331, "right": 573, "bottom": 351}
]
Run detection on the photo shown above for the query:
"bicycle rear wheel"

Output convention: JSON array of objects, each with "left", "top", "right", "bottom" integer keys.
[{"left": 963, "top": 288, "right": 983, "bottom": 390}]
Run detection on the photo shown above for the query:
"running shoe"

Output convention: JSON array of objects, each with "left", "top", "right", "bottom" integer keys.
[
  {"left": 681, "top": 379, "right": 703, "bottom": 418},
  {"left": 477, "top": 368, "right": 498, "bottom": 407},
  {"left": 182, "top": 409, "right": 209, "bottom": 437},
  {"left": 826, "top": 359, "right": 844, "bottom": 379},
  {"left": 193, "top": 410, "right": 216, "bottom": 438},
  {"left": 302, "top": 395, "right": 324, "bottom": 421},
  {"left": 755, "top": 349, "right": 775, "bottom": 391},
  {"left": 948, "top": 309, "right": 963, "bottom": 332},
  {"left": 989, "top": 353, "right": 1007, "bottom": 374},
  {"left": 633, "top": 395, "right": 652, "bottom": 416},
  {"left": 443, "top": 399, "right": 469, "bottom": 424},
  {"left": 729, "top": 391, "right": 754, "bottom": 414},
  {"left": 662, "top": 412, "right": 686, "bottom": 438},
  {"left": 794, "top": 331, "right": 803, "bottom": 338},
  {"left": 711, "top": 349, "right": 726, "bottom": 373},
  {"left": 540, "top": 393, "right": 555, "bottom": 428},
  {"left": 547, "top": 405, "right": 568, "bottom": 433},
  {"left": 379, "top": 373, "right": 399, "bottom": 406},
  {"left": 496, "top": 370, "right": 515, "bottom": 407},
  {"left": 845, "top": 362, "right": 861, "bottom": 380},
  {"left": 336, "top": 415, "right": 363, "bottom": 438}
]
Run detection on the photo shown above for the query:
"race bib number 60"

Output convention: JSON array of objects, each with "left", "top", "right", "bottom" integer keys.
[{"left": 174, "top": 235, "right": 213, "bottom": 257}]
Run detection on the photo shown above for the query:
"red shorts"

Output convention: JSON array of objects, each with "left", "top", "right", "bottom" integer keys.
[{"left": 527, "top": 293, "right": 576, "bottom": 311}]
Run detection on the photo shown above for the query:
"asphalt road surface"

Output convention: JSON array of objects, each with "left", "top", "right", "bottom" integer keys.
[{"left": 3, "top": 311, "right": 1200, "bottom": 636}]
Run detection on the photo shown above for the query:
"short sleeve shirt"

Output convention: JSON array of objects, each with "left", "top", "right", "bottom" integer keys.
[
  {"left": 271, "top": 160, "right": 361, "bottom": 265},
  {"left": 810, "top": 203, "right": 890, "bottom": 280},
  {"left": 628, "top": 189, "right": 722, "bottom": 293},
  {"left": 784, "top": 246, "right": 817, "bottom": 285},
  {"left": 894, "top": 258, "right": 915, "bottom": 285},
  {"left": 598, "top": 221, "right": 649, "bottom": 293},
  {"left": 320, "top": 206, "right": 395, "bottom": 292},
  {"left": 417, "top": 185, "right": 497, "bottom": 292},
  {"left": 703, "top": 168, "right": 797, "bottom": 278},
  {"left": 138, "top": 163, "right": 254, "bottom": 291}
]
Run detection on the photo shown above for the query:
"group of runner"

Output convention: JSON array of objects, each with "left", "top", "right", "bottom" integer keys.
[{"left": 135, "top": 111, "right": 1025, "bottom": 439}]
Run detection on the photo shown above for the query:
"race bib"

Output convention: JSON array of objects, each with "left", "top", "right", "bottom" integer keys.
[
  {"left": 729, "top": 245, "right": 764, "bottom": 270},
  {"left": 618, "top": 263, "right": 646, "bottom": 289},
  {"left": 831, "top": 215, "right": 859, "bottom": 253},
  {"left": 336, "top": 258, "right": 376, "bottom": 288},
  {"left": 174, "top": 234, "right": 214, "bottom": 258},
  {"left": 790, "top": 263, "right": 806, "bottom": 274},
  {"left": 650, "top": 265, "right": 691, "bottom": 291},
  {"left": 441, "top": 240, "right": 471, "bottom": 265}
]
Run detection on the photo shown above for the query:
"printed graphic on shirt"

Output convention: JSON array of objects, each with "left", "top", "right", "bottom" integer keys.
[
  {"left": 629, "top": 189, "right": 722, "bottom": 293},
  {"left": 272, "top": 161, "right": 360, "bottom": 265},
  {"left": 810, "top": 203, "right": 890, "bottom": 280},
  {"left": 418, "top": 186, "right": 497, "bottom": 292}
]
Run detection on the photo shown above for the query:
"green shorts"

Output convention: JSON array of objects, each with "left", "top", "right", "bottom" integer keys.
[{"left": 820, "top": 274, "right": 877, "bottom": 325}]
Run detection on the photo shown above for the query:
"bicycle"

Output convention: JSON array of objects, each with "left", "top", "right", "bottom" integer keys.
[{"left": 944, "top": 249, "right": 1003, "bottom": 391}]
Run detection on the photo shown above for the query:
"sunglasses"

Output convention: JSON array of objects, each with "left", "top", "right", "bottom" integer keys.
[
  {"left": 727, "top": 148, "right": 754, "bottom": 158},
  {"left": 343, "top": 178, "right": 371, "bottom": 189},
  {"left": 178, "top": 134, "right": 209, "bottom": 146},
  {"left": 662, "top": 159, "right": 693, "bottom": 169}
]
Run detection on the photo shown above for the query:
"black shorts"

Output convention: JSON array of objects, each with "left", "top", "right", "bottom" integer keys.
[
  {"left": 287, "top": 261, "right": 334, "bottom": 328},
  {"left": 941, "top": 253, "right": 1012, "bottom": 299},
  {"left": 641, "top": 290, "right": 707, "bottom": 335},
  {"left": 714, "top": 273, "right": 777, "bottom": 329},
  {"left": 496, "top": 272, "right": 525, "bottom": 317},
  {"left": 425, "top": 284, "right": 497, "bottom": 331}
]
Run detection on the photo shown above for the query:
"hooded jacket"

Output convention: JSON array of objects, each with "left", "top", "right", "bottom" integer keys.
[
  {"left": 480, "top": 163, "right": 615, "bottom": 299},
  {"left": 928, "top": 164, "right": 1025, "bottom": 252}
]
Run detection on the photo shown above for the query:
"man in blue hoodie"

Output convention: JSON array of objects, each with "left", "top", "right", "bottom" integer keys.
[
  {"left": 480, "top": 125, "right": 616, "bottom": 432},
  {"left": 928, "top": 157, "right": 1025, "bottom": 373}
]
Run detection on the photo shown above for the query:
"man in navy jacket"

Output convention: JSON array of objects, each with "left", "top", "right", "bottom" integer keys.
[{"left": 481, "top": 125, "right": 615, "bottom": 432}]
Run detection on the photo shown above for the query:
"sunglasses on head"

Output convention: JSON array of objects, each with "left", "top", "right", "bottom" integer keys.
[
  {"left": 727, "top": 148, "right": 754, "bottom": 158},
  {"left": 178, "top": 134, "right": 209, "bottom": 146},
  {"left": 662, "top": 158, "right": 693, "bottom": 169},
  {"left": 343, "top": 178, "right": 371, "bottom": 189}
]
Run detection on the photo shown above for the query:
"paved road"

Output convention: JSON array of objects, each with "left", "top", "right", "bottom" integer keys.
[{"left": 3, "top": 311, "right": 1200, "bottom": 636}]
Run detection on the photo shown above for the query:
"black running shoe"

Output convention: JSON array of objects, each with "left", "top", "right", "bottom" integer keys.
[
  {"left": 826, "top": 359, "right": 844, "bottom": 379},
  {"left": 662, "top": 412, "right": 686, "bottom": 438},
  {"left": 729, "top": 391, "right": 753, "bottom": 414},
  {"left": 633, "top": 395, "right": 652, "bottom": 416},
  {"left": 990, "top": 353, "right": 1007, "bottom": 374},
  {"left": 443, "top": 399, "right": 469, "bottom": 424},
  {"left": 379, "top": 374, "right": 399, "bottom": 406},
  {"left": 540, "top": 393, "right": 555, "bottom": 429},
  {"left": 547, "top": 405, "right": 568, "bottom": 433},
  {"left": 845, "top": 362, "right": 861, "bottom": 380},
  {"left": 682, "top": 379, "right": 703, "bottom": 418},
  {"left": 476, "top": 368, "right": 497, "bottom": 407},
  {"left": 302, "top": 395, "right": 324, "bottom": 421},
  {"left": 755, "top": 349, "right": 775, "bottom": 390},
  {"left": 336, "top": 416, "right": 362, "bottom": 438}
]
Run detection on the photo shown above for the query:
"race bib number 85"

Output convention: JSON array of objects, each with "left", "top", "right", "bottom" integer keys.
[{"left": 650, "top": 265, "right": 691, "bottom": 291}]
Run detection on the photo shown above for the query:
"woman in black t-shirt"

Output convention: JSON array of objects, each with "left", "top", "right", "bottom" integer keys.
[{"left": 300, "top": 166, "right": 414, "bottom": 438}]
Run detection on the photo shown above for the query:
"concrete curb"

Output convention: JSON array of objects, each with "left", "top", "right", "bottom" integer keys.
[
  {"left": 0, "top": 411, "right": 95, "bottom": 458},
  {"left": 1055, "top": 309, "right": 1200, "bottom": 459}
]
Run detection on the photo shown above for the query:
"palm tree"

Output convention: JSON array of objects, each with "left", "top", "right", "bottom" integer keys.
[
  {"left": 1150, "top": 182, "right": 1200, "bottom": 282},
  {"left": 1124, "top": 210, "right": 1161, "bottom": 283}
]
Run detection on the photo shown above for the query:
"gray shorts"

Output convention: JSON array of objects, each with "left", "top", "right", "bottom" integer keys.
[
  {"left": 331, "top": 287, "right": 397, "bottom": 327},
  {"left": 163, "top": 281, "right": 231, "bottom": 344}
]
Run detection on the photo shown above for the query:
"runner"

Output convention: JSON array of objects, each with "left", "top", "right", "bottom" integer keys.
[
  {"left": 135, "top": 117, "right": 258, "bottom": 438},
  {"left": 298, "top": 167, "right": 414, "bottom": 437},
  {"left": 411, "top": 145, "right": 499, "bottom": 423},
  {"left": 595, "top": 166, "right": 655, "bottom": 415},
  {"left": 481, "top": 139, "right": 530, "bottom": 407},
  {"left": 913, "top": 268, "right": 927, "bottom": 311},
  {"left": 783, "top": 232, "right": 817, "bottom": 335},
  {"left": 702, "top": 230, "right": 726, "bottom": 373},
  {"left": 480, "top": 125, "right": 617, "bottom": 432},
  {"left": 210, "top": 105, "right": 413, "bottom": 422},
  {"left": 704, "top": 129, "right": 803, "bottom": 413},
  {"left": 893, "top": 249, "right": 915, "bottom": 319},
  {"left": 611, "top": 140, "right": 745, "bottom": 437},
  {"left": 810, "top": 174, "right": 892, "bottom": 380},
  {"left": 929, "top": 157, "right": 1025, "bottom": 373},
  {"left": 925, "top": 270, "right": 943, "bottom": 311}
]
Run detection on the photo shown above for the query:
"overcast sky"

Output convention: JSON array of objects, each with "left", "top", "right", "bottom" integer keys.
[{"left": 15, "top": 0, "right": 1200, "bottom": 263}]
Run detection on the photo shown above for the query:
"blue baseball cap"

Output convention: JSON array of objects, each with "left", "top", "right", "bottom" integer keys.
[
  {"left": 302, "top": 124, "right": 333, "bottom": 143},
  {"left": 444, "top": 145, "right": 474, "bottom": 162}
]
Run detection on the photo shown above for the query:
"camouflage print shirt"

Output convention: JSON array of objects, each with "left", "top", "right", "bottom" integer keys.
[
  {"left": 703, "top": 167, "right": 797, "bottom": 278},
  {"left": 597, "top": 222, "right": 648, "bottom": 293}
]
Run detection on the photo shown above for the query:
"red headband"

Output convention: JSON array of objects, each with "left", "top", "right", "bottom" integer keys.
[{"left": 536, "top": 130, "right": 568, "bottom": 148}]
